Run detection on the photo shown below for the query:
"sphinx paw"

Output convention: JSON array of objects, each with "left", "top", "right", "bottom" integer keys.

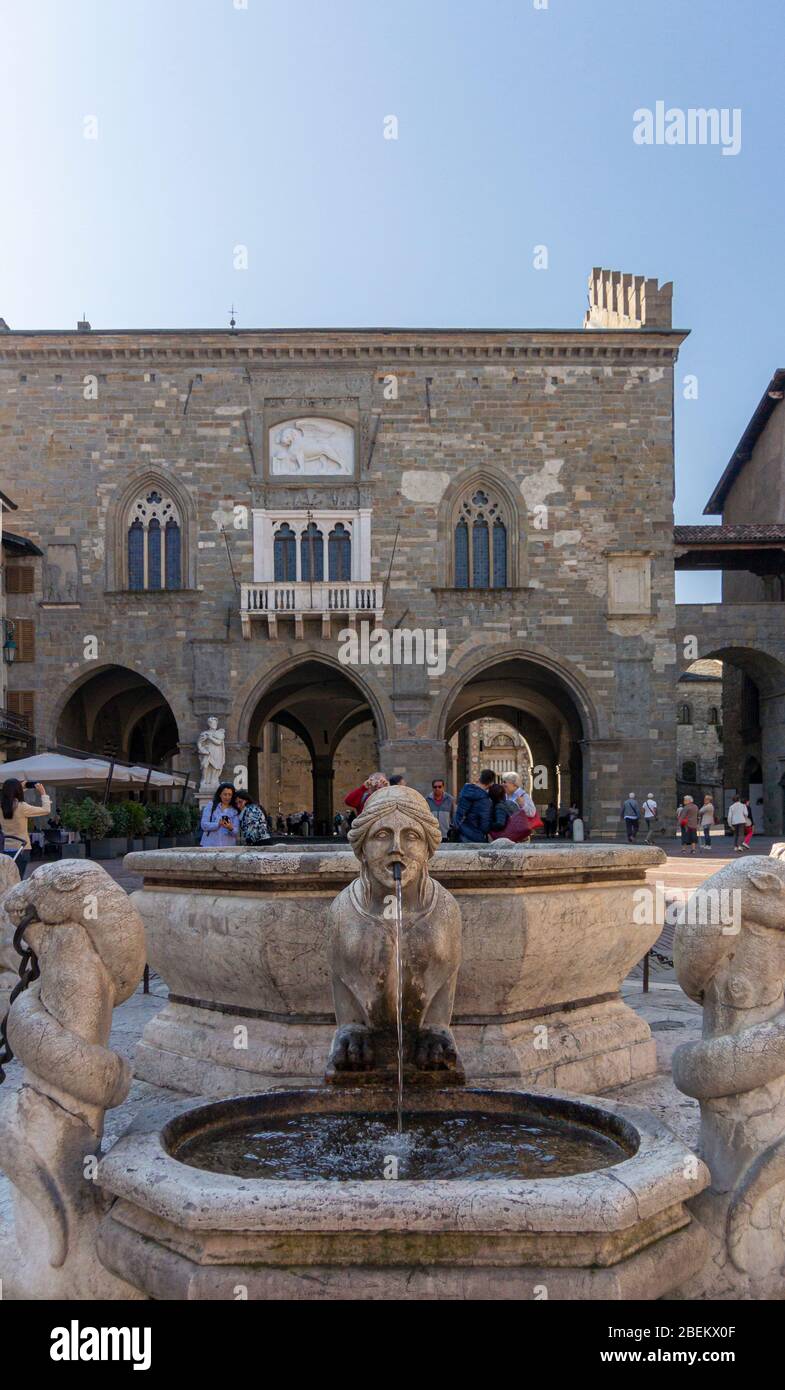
[
  {"left": 414, "top": 1028, "right": 457, "bottom": 1070},
  {"left": 329, "top": 1025, "right": 374, "bottom": 1071}
]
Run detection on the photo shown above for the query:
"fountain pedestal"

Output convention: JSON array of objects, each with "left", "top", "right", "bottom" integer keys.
[{"left": 128, "top": 842, "right": 665, "bottom": 1098}]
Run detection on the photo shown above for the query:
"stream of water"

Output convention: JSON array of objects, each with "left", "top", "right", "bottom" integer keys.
[{"left": 393, "top": 864, "right": 404, "bottom": 1134}]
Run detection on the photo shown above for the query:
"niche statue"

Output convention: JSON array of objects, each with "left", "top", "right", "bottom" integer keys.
[{"left": 326, "top": 785, "right": 464, "bottom": 1083}]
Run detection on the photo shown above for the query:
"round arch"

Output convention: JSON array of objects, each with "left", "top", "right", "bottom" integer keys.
[
  {"left": 437, "top": 647, "right": 597, "bottom": 813},
  {"left": 432, "top": 643, "right": 601, "bottom": 744},
  {"left": 239, "top": 654, "right": 391, "bottom": 831},
  {"left": 53, "top": 662, "right": 182, "bottom": 767},
  {"left": 234, "top": 650, "right": 392, "bottom": 747}
]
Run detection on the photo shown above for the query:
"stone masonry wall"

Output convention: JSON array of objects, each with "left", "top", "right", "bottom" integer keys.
[{"left": 0, "top": 325, "right": 684, "bottom": 837}]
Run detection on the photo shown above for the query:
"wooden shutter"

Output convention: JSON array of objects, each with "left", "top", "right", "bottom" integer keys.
[
  {"left": 6, "top": 690, "right": 34, "bottom": 730},
  {"left": 4, "top": 565, "right": 34, "bottom": 594},
  {"left": 13, "top": 619, "right": 35, "bottom": 662}
]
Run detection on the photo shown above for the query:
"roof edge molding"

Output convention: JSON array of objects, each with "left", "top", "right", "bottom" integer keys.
[{"left": 704, "top": 369, "right": 785, "bottom": 514}]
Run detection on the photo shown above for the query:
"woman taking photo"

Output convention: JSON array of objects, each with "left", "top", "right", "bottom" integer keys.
[
  {"left": 0, "top": 779, "right": 51, "bottom": 878},
  {"left": 200, "top": 782, "right": 239, "bottom": 847}
]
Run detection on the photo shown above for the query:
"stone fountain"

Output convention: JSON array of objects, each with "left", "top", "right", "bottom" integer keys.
[
  {"left": 127, "top": 831, "right": 663, "bottom": 1098},
  {"left": 0, "top": 789, "right": 783, "bottom": 1300}
]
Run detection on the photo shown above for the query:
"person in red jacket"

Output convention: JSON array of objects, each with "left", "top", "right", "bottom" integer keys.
[{"left": 344, "top": 772, "right": 389, "bottom": 814}]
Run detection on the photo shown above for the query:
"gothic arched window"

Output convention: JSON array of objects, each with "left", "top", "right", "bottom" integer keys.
[
  {"left": 453, "top": 488, "right": 509, "bottom": 589},
  {"left": 127, "top": 491, "right": 181, "bottom": 591},
  {"left": 328, "top": 522, "right": 352, "bottom": 581},
  {"left": 300, "top": 523, "right": 324, "bottom": 581},
  {"left": 274, "top": 523, "right": 297, "bottom": 581},
  {"left": 677, "top": 704, "right": 692, "bottom": 726}
]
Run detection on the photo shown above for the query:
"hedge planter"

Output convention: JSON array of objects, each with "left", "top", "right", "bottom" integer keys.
[
  {"left": 158, "top": 836, "right": 176, "bottom": 849},
  {"left": 143, "top": 836, "right": 159, "bottom": 851},
  {"left": 60, "top": 842, "right": 86, "bottom": 859},
  {"left": 129, "top": 838, "right": 145, "bottom": 853},
  {"left": 90, "top": 837, "right": 128, "bottom": 860}
]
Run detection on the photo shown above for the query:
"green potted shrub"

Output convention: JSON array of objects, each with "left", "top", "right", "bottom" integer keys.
[
  {"left": 80, "top": 798, "right": 116, "bottom": 858},
  {"left": 142, "top": 803, "right": 163, "bottom": 850},
  {"left": 123, "top": 799, "right": 147, "bottom": 852},
  {"left": 167, "top": 802, "right": 192, "bottom": 845},
  {"left": 59, "top": 799, "right": 87, "bottom": 859},
  {"left": 151, "top": 803, "right": 175, "bottom": 849}
]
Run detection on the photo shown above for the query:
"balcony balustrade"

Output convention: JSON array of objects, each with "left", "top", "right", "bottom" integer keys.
[{"left": 240, "top": 580, "right": 384, "bottom": 637}]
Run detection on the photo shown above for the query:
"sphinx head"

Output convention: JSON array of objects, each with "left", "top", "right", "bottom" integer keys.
[{"left": 348, "top": 786, "right": 442, "bottom": 903}]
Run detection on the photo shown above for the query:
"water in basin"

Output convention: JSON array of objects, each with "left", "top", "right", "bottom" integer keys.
[{"left": 172, "top": 1108, "right": 628, "bottom": 1181}]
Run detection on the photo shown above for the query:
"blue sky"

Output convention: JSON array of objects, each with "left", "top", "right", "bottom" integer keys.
[{"left": 2, "top": 0, "right": 782, "bottom": 601}]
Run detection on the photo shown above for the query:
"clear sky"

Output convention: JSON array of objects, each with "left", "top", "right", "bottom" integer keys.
[{"left": 2, "top": 0, "right": 782, "bottom": 601}]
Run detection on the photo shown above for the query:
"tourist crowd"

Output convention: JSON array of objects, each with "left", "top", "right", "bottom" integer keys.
[{"left": 619, "top": 791, "right": 759, "bottom": 854}]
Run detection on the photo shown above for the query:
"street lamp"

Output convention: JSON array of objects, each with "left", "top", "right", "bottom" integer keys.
[{"left": 2, "top": 621, "right": 16, "bottom": 664}]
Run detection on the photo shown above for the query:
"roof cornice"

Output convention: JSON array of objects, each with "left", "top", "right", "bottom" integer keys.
[
  {"left": 704, "top": 368, "right": 785, "bottom": 515},
  {"left": 0, "top": 327, "right": 689, "bottom": 368}
]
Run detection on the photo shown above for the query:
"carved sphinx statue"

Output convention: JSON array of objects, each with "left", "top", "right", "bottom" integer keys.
[
  {"left": 326, "top": 785, "right": 463, "bottom": 1082},
  {"left": 673, "top": 857, "right": 785, "bottom": 1297},
  {"left": 0, "top": 860, "right": 147, "bottom": 1298}
]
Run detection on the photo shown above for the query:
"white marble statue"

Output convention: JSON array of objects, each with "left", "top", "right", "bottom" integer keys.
[
  {"left": 197, "top": 716, "right": 226, "bottom": 794},
  {"left": 270, "top": 418, "right": 353, "bottom": 476}
]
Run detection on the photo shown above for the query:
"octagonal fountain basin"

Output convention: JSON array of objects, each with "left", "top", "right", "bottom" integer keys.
[{"left": 96, "top": 1086, "right": 710, "bottom": 1301}]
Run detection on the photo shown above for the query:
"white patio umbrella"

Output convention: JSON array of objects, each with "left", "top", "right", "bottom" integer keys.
[
  {"left": 0, "top": 752, "right": 132, "bottom": 785},
  {"left": 127, "top": 765, "right": 176, "bottom": 787}
]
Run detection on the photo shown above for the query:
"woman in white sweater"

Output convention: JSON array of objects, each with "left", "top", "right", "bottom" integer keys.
[{"left": 0, "top": 777, "right": 51, "bottom": 878}]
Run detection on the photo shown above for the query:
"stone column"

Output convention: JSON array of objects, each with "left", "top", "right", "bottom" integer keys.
[
  {"left": 222, "top": 743, "right": 250, "bottom": 793},
  {"left": 312, "top": 755, "right": 334, "bottom": 832}
]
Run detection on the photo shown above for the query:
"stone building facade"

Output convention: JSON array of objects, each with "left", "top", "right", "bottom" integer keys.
[
  {"left": 676, "top": 659, "right": 723, "bottom": 795},
  {"left": 0, "top": 270, "right": 686, "bottom": 837},
  {"left": 694, "top": 370, "right": 785, "bottom": 826}
]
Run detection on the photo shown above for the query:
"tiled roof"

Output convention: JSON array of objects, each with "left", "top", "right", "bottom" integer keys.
[{"left": 675, "top": 524, "right": 785, "bottom": 544}]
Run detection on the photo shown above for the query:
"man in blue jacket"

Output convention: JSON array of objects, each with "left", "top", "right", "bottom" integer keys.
[{"left": 455, "top": 768, "right": 495, "bottom": 842}]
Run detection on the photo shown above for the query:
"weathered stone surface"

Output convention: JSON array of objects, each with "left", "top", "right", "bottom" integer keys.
[
  {"left": 0, "top": 861, "right": 147, "bottom": 1299},
  {"left": 673, "top": 856, "right": 785, "bottom": 1298},
  {"left": 0, "top": 316, "right": 686, "bottom": 837},
  {"left": 130, "top": 842, "right": 665, "bottom": 1095},
  {"left": 326, "top": 786, "right": 463, "bottom": 1081},
  {"left": 94, "top": 1085, "right": 709, "bottom": 1301},
  {"left": 0, "top": 855, "right": 20, "bottom": 1019}
]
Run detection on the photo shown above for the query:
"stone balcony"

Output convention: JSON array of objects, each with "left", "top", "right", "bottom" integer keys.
[{"left": 240, "top": 580, "right": 384, "bottom": 638}]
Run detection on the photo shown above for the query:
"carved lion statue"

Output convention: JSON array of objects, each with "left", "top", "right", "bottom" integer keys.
[
  {"left": 0, "top": 859, "right": 146, "bottom": 1296},
  {"left": 326, "top": 785, "right": 462, "bottom": 1076},
  {"left": 673, "top": 857, "right": 785, "bottom": 1286}
]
